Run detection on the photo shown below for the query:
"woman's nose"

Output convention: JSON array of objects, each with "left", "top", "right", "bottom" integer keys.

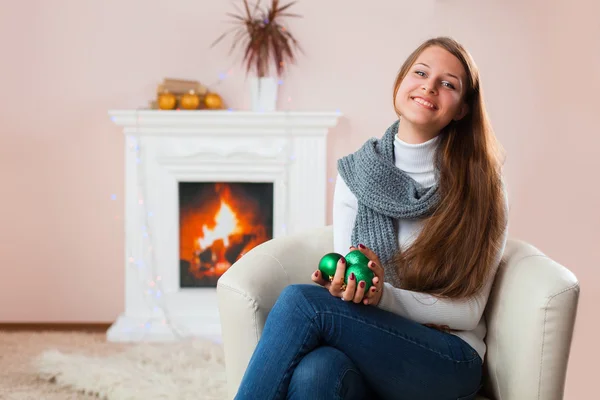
[{"left": 421, "top": 83, "right": 436, "bottom": 94}]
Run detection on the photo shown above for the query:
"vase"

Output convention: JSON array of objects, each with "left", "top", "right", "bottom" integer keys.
[{"left": 249, "top": 77, "right": 278, "bottom": 112}]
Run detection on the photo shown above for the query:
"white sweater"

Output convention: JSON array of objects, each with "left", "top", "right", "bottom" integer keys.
[{"left": 333, "top": 133, "right": 508, "bottom": 360}]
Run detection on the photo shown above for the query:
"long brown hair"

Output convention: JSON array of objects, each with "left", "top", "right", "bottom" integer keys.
[{"left": 391, "top": 37, "right": 507, "bottom": 299}]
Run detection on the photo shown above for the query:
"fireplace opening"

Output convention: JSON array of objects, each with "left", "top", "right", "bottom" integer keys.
[{"left": 179, "top": 182, "right": 274, "bottom": 288}]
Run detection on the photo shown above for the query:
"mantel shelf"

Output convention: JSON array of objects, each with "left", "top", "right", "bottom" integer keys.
[{"left": 108, "top": 110, "right": 343, "bottom": 136}]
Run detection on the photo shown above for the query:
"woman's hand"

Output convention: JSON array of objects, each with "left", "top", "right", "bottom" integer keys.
[
  {"left": 311, "top": 244, "right": 386, "bottom": 305},
  {"left": 352, "top": 244, "right": 385, "bottom": 306},
  {"left": 311, "top": 255, "right": 360, "bottom": 300}
]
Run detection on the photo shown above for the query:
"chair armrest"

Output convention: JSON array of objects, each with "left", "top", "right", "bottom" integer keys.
[
  {"left": 482, "top": 239, "right": 580, "bottom": 400},
  {"left": 216, "top": 225, "right": 333, "bottom": 399}
]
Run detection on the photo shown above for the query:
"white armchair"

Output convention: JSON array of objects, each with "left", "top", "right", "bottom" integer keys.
[{"left": 216, "top": 226, "right": 580, "bottom": 400}]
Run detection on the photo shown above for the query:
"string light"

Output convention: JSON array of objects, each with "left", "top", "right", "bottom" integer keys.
[
  {"left": 114, "top": 111, "right": 188, "bottom": 339},
  {"left": 207, "top": 65, "right": 237, "bottom": 89}
]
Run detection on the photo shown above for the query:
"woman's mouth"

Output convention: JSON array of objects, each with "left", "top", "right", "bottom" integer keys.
[{"left": 411, "top": 97, "right": 437, "bottom": 110}]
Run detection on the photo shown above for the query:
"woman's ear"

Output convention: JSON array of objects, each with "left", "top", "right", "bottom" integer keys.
[{"left": 453, "top": 103, "right": 469, "bottom": 121}]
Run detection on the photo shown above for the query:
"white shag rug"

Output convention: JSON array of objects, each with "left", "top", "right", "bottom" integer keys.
[{"left": 34, "top": 338, "right": 228, "bottom": 400}]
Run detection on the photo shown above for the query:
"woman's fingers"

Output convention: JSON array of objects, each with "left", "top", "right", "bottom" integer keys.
[
  {"left": 356, "top": 244, "right": 384, "bottom": 280},
  {"left": 357, "top": 244, "right": 379, "bottom": 263},
  {"left": 343, "top": 272, "right": 357, "bottom": 301},
  {"left": 311, "top": 270, "right": 330, "bottom": 288},
  {"left": 363, "top": 285, "right": 377, "bottom": 304},
  {"left": 368, "top": 261, "right": 384, "bottom": 288},
  {"left": 353, "top": 280, "right": 367, "bottom": 303},
  {"left": 329, "top": 256, "right": 347, "bottom": 295},
  {"left": 369, "top": 262, "right": 384, "bottom": 299},
  {"left": 367, "top": 261, "right": 384, "bottom": 278}
]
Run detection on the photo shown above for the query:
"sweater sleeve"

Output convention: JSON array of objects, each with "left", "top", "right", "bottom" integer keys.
[
  {"left": 376, "top": 187, "right": 509, "bottom": 331},
  {"left": 333, "top": 173, "right": 358, "bottom": 255}
]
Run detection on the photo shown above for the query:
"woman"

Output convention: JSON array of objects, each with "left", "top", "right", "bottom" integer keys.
[{"left": 235, "top": 36, "right": 508, "bottom": 400}]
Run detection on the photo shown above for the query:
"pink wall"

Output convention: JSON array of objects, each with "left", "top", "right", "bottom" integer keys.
[{"left": 0, "top": 0, "right": 597, "bottom": 397}]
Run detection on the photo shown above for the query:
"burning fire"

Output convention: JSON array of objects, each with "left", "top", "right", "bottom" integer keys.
[
  {"left": 198, "top": 201, "right": 240, "bottom": 249},
  {"left": 179, "top": 183, "right": 272, "bottom": 283}
]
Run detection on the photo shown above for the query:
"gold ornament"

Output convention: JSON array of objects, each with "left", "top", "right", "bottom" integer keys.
[
  {"left": 158, "top": 91, "right": 176, "bottom": 110},
  {"left": 180, "top": 90, "right": 201, "bottom": 110},
  {"left": 204, "top": 92, "right": 224, "bottom": 109}
]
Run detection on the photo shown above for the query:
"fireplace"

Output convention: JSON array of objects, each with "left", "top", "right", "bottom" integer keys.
[
  {"left": 179, "top": 182, "right": 273, "bottom": 288},
  {"left": 107, "top": 110, "right": 341, "bottom": 341}
]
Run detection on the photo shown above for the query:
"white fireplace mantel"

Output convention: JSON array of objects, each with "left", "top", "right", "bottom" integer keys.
[
  {"left": 109, "top": 109, "right": 342, "bottom": 136},
  {"left": 107, "top": 110, "right": 342, "bottom": 342}
]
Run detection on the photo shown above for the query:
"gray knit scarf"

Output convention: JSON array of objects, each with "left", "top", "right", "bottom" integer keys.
[{"left": 337, "top": 120, "right": 441, "bottom": 286}]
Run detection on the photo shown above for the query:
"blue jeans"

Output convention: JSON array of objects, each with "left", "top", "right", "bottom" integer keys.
[{"left": 235, "top": 284, "right": 483, "bottom": 400}]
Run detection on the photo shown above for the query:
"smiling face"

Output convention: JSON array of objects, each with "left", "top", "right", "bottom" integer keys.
[{"left": 394, "top": 45, "right": 469, "bottom": 137}]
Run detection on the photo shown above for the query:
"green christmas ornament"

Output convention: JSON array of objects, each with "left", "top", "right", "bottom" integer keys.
[
  {"left": 345, "top": 264, "right": 374, "bottom": 291},
  {"left": 344, "top": 250, "right": 374, "bottom": 291},
  {"left": 317, "top": 250, "right": 375, "bottom": 291},
  {"left": 344, "top": 249, "right": 370, "bottom": 267},
  {"left": 318, "top": 252, "right": 343, "bottom": 280}
]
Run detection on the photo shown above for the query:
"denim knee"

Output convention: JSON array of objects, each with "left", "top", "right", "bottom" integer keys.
[
  {"left": 275, "top": 284, "right": 310, "bottom": 310},
  {"left": 288, "top": 346, "right": 367, "bottom": 400},
  {"left": 294, "top": 347, "right": 342, "bottom": 385}
]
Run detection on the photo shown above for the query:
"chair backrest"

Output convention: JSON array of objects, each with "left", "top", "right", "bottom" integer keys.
[{"left": 481, "top": 239, "right": 580, "bottom": 400}]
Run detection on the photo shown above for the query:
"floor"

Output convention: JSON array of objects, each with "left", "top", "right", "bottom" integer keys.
[{"left": 0, "top": 330, "right": 128, "bottom": 399}]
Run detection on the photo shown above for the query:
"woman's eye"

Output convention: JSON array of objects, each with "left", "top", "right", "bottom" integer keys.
[
  {"left": 415, "top": 70, "right": 426, "bottom": 77},
  {"left": 442, "top": 81, "right": 455, "bottom": 89}
]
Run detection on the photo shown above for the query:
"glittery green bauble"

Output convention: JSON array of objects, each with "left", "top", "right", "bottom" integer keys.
[
  {"left": 318, "top": 252, "right": 343, "bottom": 280},
  {"left": 344, "top": 264, "right": 374, "bottom": 291},
  {"left": 344, "top": 250, "right": 374, "bottom": 291},
  {"left": 344, "top": 250, "right": 370, "bottom": 267}
]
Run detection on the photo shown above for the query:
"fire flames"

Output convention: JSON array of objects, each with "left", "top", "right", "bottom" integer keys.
[
  {"left": 179, "top": 183, "right": 271, "bottom": 282},
  {"left": 198, "top": 201, "right": 240, "bottom": 249}
]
